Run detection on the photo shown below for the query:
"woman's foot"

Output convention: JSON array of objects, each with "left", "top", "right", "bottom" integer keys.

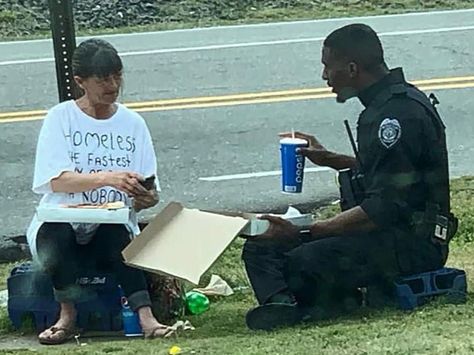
[
  {"left": 137, "top": 306, "right": 171, "bottom": 338},
  {"left": 38, "top": 325, "right": 79, "bottom": 345},
  {"left": 38, "top": 302, "right": 78, "bottom": 345}
]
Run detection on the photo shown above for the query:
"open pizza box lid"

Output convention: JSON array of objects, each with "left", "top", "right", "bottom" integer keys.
[{"left": 122, "top": 202, "right": 312, "bottom": 285}]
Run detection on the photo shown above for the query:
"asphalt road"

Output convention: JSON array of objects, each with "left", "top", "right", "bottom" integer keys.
[{"left": 1, "top": 9, "right": 473, "bottom": 236}]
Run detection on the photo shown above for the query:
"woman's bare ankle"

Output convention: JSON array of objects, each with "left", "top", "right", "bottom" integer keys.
[
  {"left": 56, "top": 302, "right": 77, "bottom": 327},
  {"left": 137, "top": 306, "right": 166, "bottom": 329}
]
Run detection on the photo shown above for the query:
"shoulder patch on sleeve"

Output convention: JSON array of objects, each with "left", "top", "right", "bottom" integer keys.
[{"left": 378, "top": 117, "right": 401, "bottom": 149}]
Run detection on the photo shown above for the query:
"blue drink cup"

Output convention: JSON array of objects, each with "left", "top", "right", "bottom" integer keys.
[
  {"left": 121, "top": 296, "right": 143, "bottom": 337},
  {"left": 280, "top": 137, "right": 308, "bottom": 193}
]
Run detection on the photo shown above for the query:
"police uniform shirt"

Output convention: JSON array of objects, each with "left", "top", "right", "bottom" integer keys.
[{"left": 356, "top": 68, "right": 449, "bottom": 230}]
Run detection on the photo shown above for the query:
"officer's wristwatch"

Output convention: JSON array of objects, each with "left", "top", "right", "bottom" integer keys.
[{"left": 298, "top": 225, "right": 313, "bottom": 241}]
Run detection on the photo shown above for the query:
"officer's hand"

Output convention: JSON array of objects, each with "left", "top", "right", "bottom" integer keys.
[
  {"left": 279, "top": 131, "right": 329, "bottom": 166},
  {"left": 253, "top": 215, "right": 301, "bottom": 245}
]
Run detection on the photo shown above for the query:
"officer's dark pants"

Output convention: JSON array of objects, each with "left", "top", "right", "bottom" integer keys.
[{"left": 242, "top": 231, "right": 446, "bottom": 308}]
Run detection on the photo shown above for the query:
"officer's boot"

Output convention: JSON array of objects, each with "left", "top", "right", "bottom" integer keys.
[{"left": 245, "top": 291, "right": 302, "bottom": 331}]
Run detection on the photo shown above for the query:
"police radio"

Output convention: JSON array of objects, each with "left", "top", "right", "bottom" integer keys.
[{"left": 337, "top": 120, "right": 366, "bottom": 211}]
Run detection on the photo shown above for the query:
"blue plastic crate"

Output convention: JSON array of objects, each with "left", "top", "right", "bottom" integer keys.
[
  {"left": 394, "top": 267, "right": 467, "bottom": 310},
  {"left": 7, "top": 262, "right": 122, "bottom": 331},
  {"left": 7, "top": 297, "right": 60, "bottom": 331}
]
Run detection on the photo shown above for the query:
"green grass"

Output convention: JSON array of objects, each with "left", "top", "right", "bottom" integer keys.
[
  {"left": 1, "top": 258, "right": 474, "bottom": 354},
  {"left": 451, "top": 176, "right": 474, "bottom": 245},
  {"left": 0, "top": 0, "right": 473, "bottom": 41},
  {"left": 0, "top": 176, "right": 473, "bottom": 353},
  {"left": 73, "top": 0, "right": 474, "bottom": 37},
  {"left": 0, "top": 262, "right": 18, "bottom": 290}
]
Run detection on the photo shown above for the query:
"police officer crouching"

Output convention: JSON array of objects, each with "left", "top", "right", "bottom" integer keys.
[{"left": 242, "top": 23, "right": 458, "bottom": 331}]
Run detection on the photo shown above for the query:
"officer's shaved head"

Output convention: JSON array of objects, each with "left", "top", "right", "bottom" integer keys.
[{"left": 323, "top": 24, "right": 385, "bottom": 72}]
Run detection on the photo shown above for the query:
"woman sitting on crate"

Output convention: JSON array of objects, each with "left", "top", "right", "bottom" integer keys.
[{"left": 26, "top": 38, "right": 170, "bottom": 345}]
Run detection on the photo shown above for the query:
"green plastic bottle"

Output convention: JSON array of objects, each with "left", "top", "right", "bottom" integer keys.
[{"left": 185, "top": 291, "right": 210, "bottom": 315}]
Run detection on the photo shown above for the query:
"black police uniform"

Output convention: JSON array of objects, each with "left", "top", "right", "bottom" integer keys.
[{"left": 242, "top": 68, "right": 453, "bottom": 313}]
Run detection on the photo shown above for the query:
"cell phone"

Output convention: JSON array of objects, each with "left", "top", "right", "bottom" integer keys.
[{"left": 140, "top": 175, "right": 155, "bottom": 190}]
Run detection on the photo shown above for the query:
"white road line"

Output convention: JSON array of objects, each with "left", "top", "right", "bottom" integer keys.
[
  {"left": 120, "top": 25, "right": 474, "bottom": 55},
  {"left": 2, "top": 25, "right": 474, "bottom": 66},
  {"left": 0, "top": 57, "right": 54, "bottom": 66},
  {"left": 0, "top": 8, "right": 473, "bottom": 45},
  {"left": 199, "top": 166, "right": 332, "bottom": 182}
]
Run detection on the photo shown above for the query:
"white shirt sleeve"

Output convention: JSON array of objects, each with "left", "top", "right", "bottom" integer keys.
[
  {"left": 32, "top": 110, "right": 75, "bottom": 194},
  {"left": 138, "top": 117, "right": 160, "bottom": 191}
]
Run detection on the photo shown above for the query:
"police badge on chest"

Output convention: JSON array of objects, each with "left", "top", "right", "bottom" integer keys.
[{"left": 378, "top": 118, "right": 401, "bottom": 148}]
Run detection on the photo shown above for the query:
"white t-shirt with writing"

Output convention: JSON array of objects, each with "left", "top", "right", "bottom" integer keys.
[{"left": 27, "top": 100, "right": 160, "bottom": 260}]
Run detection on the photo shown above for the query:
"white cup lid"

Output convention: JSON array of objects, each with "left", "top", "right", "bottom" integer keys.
[{"left": 279, "top": 137, "right": 308, "bottom": 145}]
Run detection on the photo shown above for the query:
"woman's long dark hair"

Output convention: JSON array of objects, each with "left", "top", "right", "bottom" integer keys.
[{"left": 72, "top": 38, "right": 123, "bottom": 79}]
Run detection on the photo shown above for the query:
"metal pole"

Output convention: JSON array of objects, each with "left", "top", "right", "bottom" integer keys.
[{"left": 48, "top": 0, "right": 79, "bottom": 102}]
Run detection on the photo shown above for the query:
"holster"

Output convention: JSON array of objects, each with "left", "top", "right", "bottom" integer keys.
[
  {"left": 411, "top": 203, "right": 458, "bottom": 246},
  {"left": 338, "top": 168, "right": 366, "bottom": 211}
]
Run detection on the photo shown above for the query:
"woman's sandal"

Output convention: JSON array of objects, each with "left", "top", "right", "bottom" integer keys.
[
  {"left": 38, "top": 326, "right": 80, "bottom": 345},
  {"left": 143, "top": 325, "right": 172, "bottom": 339}
]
